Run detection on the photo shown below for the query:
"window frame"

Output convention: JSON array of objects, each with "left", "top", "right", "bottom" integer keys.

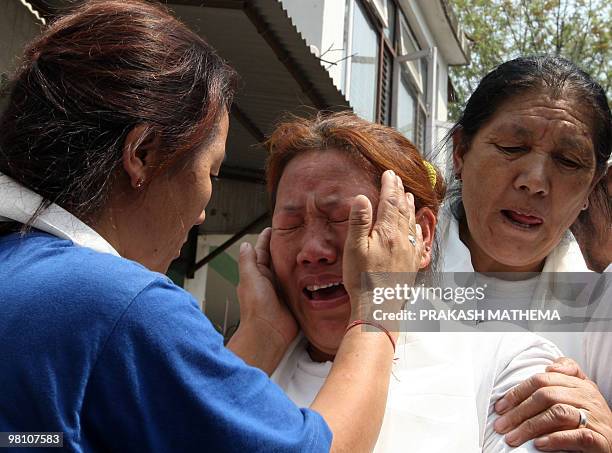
[{"left": 346, "top": 0, "right": 429, "bottom": 147}]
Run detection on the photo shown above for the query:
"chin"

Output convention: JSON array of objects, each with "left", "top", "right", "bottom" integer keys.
[{"left": 303, "top": 318, "right": 347, "bottom": 356}]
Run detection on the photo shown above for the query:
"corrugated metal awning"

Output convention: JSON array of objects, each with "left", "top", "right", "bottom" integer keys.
[{"left": 169, "top": 0, "right": 351, "bottom": 181}]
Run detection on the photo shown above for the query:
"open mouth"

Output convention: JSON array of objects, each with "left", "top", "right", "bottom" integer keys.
[
  {"left": 501, "top": 209, "right": 544, "bottom": 229},
  {"left": 301, "top": 281, "right": 350, "bottom": 311},
  {"left": 303, "top": 281, "right": 347, "bottom": 301}
]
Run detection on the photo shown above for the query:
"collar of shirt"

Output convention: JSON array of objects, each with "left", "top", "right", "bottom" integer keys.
[{"left": 0, "top": 172, "right": 119, "bottom": 256}]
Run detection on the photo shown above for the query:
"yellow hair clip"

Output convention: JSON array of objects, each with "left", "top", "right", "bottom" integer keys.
[{"left": 423, "top": 160, "right": 437, "bottom": 188}]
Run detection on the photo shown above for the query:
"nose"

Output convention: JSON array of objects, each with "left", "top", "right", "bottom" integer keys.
[
  {"left": 296, "top": 225, "right": 338, "bottom": 266},
  {"left": 513, "top": 153, "right": 550, "bottom": 196}
]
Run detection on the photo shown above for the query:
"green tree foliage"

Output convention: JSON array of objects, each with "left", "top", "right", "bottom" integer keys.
[{"left": 448, "top": 0, "right": 611, "bottom": 120}]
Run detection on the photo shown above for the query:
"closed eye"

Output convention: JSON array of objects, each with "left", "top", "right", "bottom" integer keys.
[
  {"left": 555, "top": 156, "right": 583, "bottom": 170},
  {"left": 495, "top": 144, "right": 528, "bottom": 154}
]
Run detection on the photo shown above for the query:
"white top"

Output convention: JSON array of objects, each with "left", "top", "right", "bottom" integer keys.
[
  {"left": 273, "top": 332, "right": 562, "bottom": 453},
  {"left": 0, "top": 172, "right": 118, "bottom": 255},
  {"left": 437, "top": 207, "right": 590, "bottom": 367},
  {"left": 583, "top": 264, "right": 612, "bottom": 405}
]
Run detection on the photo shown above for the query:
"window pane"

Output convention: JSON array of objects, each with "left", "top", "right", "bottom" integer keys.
[
  {"left": 349, "top": 0, "right": 379, "bottom": 122},
  {"left": 398, "top": 13, "right": 425, "bottom": 94},
  {"left": 384, "top": 0, "right": 396, "bottom": 43},
  {"left": 397, "top": 73, "right": 416, "bottom": 142}
]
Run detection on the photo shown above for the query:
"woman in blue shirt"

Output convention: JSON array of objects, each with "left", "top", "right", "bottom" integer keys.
[{"left": 0, "top": 1, "right": 425, "bottom": 451}]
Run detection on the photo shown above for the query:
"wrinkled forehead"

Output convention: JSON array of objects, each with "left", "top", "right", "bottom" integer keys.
[
  {"left": 486, "top": 91, "right": 595, "bottom": 151},
  {"left": 274, "top": 150, "right": 379, "bottom": 212}
]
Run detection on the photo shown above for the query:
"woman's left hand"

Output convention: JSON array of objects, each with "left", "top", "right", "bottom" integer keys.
[
  {"left": 227, "top": 227, "right": 298, "bottom": 375},
  {"left": 493, "top": 357, "right": 612, "bottom": 452}
]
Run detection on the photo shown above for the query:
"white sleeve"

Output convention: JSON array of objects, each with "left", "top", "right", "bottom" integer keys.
[
  {"left": 482, "top": 334, "right": 563, "bottom": 453},
  {"left": 584, "top": 268, "right": 612, "bottom": 405}
]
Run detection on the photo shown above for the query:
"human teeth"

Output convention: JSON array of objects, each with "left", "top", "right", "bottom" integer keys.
[{"left": 306, "top": 282, "right": 343, "bottom": 291}]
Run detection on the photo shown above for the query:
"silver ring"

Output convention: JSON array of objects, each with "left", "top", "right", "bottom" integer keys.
[
  {"left": 577, "top": 409, "right": 588, "bottom": 429},
  {"left": 408, "top": 235, "right": 417, "bottom": 247}
]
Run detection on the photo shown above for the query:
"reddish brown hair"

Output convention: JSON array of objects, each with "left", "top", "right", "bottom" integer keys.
[{"left": 265, "top": 111, "right": 446, "bottom": 214}]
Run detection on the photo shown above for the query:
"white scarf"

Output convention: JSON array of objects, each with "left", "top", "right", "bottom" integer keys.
[{"left": 0, "top": 172, "right": 118, "bottom": 256}]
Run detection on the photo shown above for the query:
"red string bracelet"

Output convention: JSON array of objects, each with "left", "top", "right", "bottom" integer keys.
[{"left": 345, "top": 320, "right": 396, "bottom": 353}]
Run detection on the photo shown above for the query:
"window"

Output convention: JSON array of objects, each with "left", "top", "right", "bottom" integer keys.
[
  {"left": 397, "top": 72, "right": 416, "bottom": 141},
  {"left": 370, "top": 0, "right": 389, "bottom": 27},
  {"left": 383, "top": 0, "right": 396, "bottom": 43},
  {"left": 342, "top": 0, "right": 431, "bottom": 151},
  {"left": 348, "top": 0, "right": 380, "bottom": 121},
  {"left": 399, "top": 14, "right": 426, "bottom": 94}
]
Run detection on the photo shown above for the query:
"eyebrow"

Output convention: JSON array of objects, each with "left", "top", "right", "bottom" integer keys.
[
  {"left": 557, "top": 137, "right": 593, "bottom": 155},
  {"left": 277, "top": 196, "right": 347, "bottom": 213},
  {"left": 492, "top": 123, "right": 534, "bottom": 141}
]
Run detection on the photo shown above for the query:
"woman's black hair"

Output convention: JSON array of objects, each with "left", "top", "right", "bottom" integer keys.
[
  {"left": 445, "top": 55, "right": 611, "bottom": 229},
  {"left": 0, "top": 0, "right": 238, "bottom": 234}
]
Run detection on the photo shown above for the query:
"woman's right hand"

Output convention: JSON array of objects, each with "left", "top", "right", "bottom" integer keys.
[{"left": 342, "top": 170, "right": 423, "bottom": 323}]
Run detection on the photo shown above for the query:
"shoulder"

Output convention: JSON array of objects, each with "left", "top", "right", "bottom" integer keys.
[
  {"left": 0, "top": 231, "right": 197, "bottom": 330},
  {"left": 1, "top": 231, "right": 164, "bottom": 303},
  {"left": 475, "top": 332, "right": 561, "bottom": 389}
]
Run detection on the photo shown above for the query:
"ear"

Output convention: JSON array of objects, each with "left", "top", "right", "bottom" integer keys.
[
  {"left": 122, "top": 124, "right": 160, "bottom": 189},
  {"left": 416, "top": 207, "right": 436, "bottom": 269},
  {"left": 452, "top": 128, "right": 466, "bottom": 177}
]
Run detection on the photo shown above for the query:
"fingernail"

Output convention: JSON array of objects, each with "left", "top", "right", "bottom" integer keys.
[
  {"left": 495, "top": 398, "right": 510, "bottom": 414},
  {"left": 388, "top": 169, "right": 395, "bottom": 177},
  {"left": 505, "top": 430, "right": 520, "bottom": 446},
  {"left": 240, "top": 242, "right": 249, "bottom": 254},
  {"left": 534, "top": 436, "right": 549, "bottom": 448},
  {"left": 494, "top": 416, "right": 509, "bottom": 433}
]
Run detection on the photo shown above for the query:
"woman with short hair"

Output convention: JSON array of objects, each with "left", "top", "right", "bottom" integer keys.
[{"left": 265, "top": 111, "right": 569, "bottom": 452}]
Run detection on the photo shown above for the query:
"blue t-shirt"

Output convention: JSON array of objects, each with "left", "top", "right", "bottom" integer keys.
[{"left": 0, "top": 232, "right": 332, "bottom": 452}]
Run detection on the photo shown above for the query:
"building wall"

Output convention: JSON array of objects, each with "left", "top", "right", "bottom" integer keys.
[
  {"left": 281, "top": 0, "right": 460, "bottom": 153},
  {"left": 0, "top": 1, "right": 42, "bottom": 79}
]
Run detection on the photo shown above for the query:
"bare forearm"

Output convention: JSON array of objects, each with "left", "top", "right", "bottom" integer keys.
[{"left": 311, "top": 328, "right": 396, "bottom": 452}]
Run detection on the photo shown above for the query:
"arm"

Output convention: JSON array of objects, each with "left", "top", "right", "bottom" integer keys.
[
  {"left": 312, "top": 173, "right": 423, "bottom": 452},
  {"left": 87, "top": 170, "right": 418, "bottom": 452},
  {"left": 492, "top": 272, "right": 612, "bottom": 453},
  {"left": 493, "top": 356, "right": 612, "bottom": 452},
  {"left": 482, "top": 334, "right": 562, "bottom": 453},
  {"left": 234, "top": 171, "right": 421, "bottom": 451}
]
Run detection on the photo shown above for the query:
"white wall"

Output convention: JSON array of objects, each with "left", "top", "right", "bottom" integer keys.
[
  {"left": 281, "top": 0, "right": 347, "bottom": 92},
  {"left": 281, "top": 0, "right": 325, "bottom": 51}
]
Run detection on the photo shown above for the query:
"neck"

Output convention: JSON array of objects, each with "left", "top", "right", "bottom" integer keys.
[
  {"left": 459, "top": 218, "right": 545, "bottom": 274},
  {"left": 307, "top": 343, "right": 336, "bottom": 363}
]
